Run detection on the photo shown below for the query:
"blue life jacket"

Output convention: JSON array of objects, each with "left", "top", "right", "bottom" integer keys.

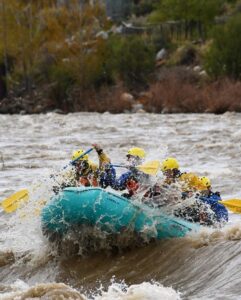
[
  {"left": 199, "top": 192, "right": 228, "bottom": 222},
  {"left": 114, "top": 171, "right": 133, "bottom": 190},
  {"left": 113, "top": 168, "right": 150, "bottom": 190},
  {"left": 99, "top": 166, "right": 137, "bottom": 191},
  {"left": 99, "top": 166, "right": 116, "bottom": 188}
]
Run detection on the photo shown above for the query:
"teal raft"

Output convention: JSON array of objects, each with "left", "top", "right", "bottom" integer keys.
[{"left": 41, "top": 187, "right": 199, "bottom": 240}]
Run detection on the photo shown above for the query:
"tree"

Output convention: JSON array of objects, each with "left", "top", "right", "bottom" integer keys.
[
  {"left": 0, "top": 0, "right": 54, "bottom": 92},
  {"left": 149, "top": 0, "right": 225, "bottom": 39}
]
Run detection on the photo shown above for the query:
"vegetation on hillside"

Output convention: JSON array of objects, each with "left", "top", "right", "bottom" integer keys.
[
  {"left": 0, "top": 0, "right": 241, "bottom": 113},
  {"left": 205, "top": 14, "right": 241, "bottom": 79}
]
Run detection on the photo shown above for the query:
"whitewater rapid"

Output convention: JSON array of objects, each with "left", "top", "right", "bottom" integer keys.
[{"left": 1, "top": 112, "right": 241, "bottom": 299}]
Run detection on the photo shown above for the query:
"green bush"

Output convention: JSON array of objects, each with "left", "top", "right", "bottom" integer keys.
[
  {"left": 84, "top": 39, "right": 116, "bottom": 88},
  {"left": 168, "top": 42, "right": 199, "bottom": 66},
  {"left": 46, "top": 39, "right": 117, "bottom": 102},
  {"left": 48, "top": 61, "right": 76, "bottom": 103},
  {"left": 110, "top": 35, "right": 155, "bottom": 88},
  {"left": 151, "top": 27, "right": 172, "bottom": 52},
  {"left": 204, "top": 14, "right": 241, "bottom": 79}
]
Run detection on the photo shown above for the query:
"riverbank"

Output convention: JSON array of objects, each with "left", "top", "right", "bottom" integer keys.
[{"left": 1, "top": 72, "right": 241, "bottom": 115}]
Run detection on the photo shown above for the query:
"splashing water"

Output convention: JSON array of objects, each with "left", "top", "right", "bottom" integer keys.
[
  {"left": 0, "top": 280, "right": 181, "bottom": 300},
  {"left": 1, "top": 112, "right": 241, "bottom": 299}
]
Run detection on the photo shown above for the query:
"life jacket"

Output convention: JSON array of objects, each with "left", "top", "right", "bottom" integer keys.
[
  {"left": 99, "top": 165, "right": 116, "bottom": 188},
  {"left": 198, "top": 192, "right": 228, "bottom": 223},
  {"left": 126, "top": 178, "right": 139, "bottom": 195},
  {"left": 94, "top": 149, "right": 117, "bottom": 188},
  {"left": 77, "top": 160, "right": 99, "bottom": 187},
  {"left": 79, "top": 177, "right": 91, "bottom": 187}
]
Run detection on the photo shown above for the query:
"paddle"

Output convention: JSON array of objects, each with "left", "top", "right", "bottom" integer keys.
[
  {"left": 219, "top": 199, "right": 241, "bottom": 214},
  {"left": 1, "top": 189, "right": 29, "bottom": 213},
  {"left": 112, "top": 160, "right": 160, "bottom": 176},
  {"left": 0, "top": 148, "right": 94, "bottom": 213},
  {"left": 69, "top": 147, "right": 94, "bottom": 166}
]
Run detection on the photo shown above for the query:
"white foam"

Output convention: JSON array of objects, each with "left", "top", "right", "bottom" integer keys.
[
  {"left": 0, "top": 280, "right": 180, "bottom": 300},
  {"left": 92, "top": 281, "right": 181, "bottom": 300}
]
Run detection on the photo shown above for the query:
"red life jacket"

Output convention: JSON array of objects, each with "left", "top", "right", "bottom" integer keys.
[{"left": 126, "top": 178, "right": 139, "bottom": 196}]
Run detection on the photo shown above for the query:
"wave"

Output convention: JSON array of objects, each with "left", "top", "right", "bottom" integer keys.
[{"left": 0, "top": 280, "right": 180, "bottom": 300}]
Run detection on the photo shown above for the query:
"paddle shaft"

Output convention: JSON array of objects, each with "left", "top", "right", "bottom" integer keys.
[
  {"left": 62, "top": 148, "right": 94, "bottom": 170},
  {"left": 1, "top": 148, "right": 94, "bottom": 213},
  {"left": 71, "top": 147, "right": 94, "bottom": 165},
  {"left": 111, "top": 164, "right": 128, "bottom": 168}
]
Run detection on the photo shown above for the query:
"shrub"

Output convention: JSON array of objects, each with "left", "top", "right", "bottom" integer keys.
[
  {"left": 168, "top": 43, "right": 199, "bottom": 66},
  {"left": 201, "top": 79, "right": 241, "bottom": 113},
  {"left": 48, "top": 61, "right": 76, "bottom": 106},
  {"left": 204, "top": 14, "right": 241, "bottom": 79},
  {"left": 147, "top": 68, "right": 202, "bottom": 113},
  {"left": 83, "top": 39, "right": 116, "bottom": 88},
  {"left": 146, "top": 73, "right": 241, "bottom": 114},
  {"left": 68, "top": 82, "right": 131, "bottom": 113},
  {"left": 150, "top": 27, "right": 172, "bottom": 53},
  {"left": 111, "top": 35, "right": 156, "bottom": 89}
]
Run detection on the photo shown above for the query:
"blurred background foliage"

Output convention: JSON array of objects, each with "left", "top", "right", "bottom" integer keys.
[{"left": 0, "top": 0, "right": 241, "bottom": 108}]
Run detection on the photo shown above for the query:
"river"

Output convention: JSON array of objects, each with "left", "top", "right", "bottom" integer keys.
[{"left": 1, "top": 112, "right": 241, "bottom": 299}]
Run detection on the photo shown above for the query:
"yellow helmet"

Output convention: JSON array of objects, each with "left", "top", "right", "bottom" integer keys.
[
  {"left": 198, "top": 176, "right": 211, "bottom": 190},
  {"left": 71, "top": 149, "right": 88, "bottom": 162},
  {"left": 161, "top": 157, "right": 179, "bottom": 171},
  {"left": 127, "top": 147, "right": 146, "bottom": 159}
]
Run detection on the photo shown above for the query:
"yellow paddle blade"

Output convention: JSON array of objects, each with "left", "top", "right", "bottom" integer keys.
[
  {"left": 1, "top": 189, "right": 29, "bottom": 213},
  {"left": 219, "top": 199, "right": 241, "bottom": 214},
  {"left": 137, "top": 160, "right": 160, "bottom": 175}
]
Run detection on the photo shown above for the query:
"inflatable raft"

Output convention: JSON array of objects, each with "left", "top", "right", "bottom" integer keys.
[{"left": 41, "top": 187, "right": 199, "bottom": 240}]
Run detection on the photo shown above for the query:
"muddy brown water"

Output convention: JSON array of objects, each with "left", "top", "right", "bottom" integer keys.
[{"left": 1, "top": 112, "right": 241, "bottom": 299}]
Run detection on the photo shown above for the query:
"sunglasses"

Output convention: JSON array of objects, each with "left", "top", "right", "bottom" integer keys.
[{"left": 127, "top": 154, "right": 136, "bottom": 159}]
